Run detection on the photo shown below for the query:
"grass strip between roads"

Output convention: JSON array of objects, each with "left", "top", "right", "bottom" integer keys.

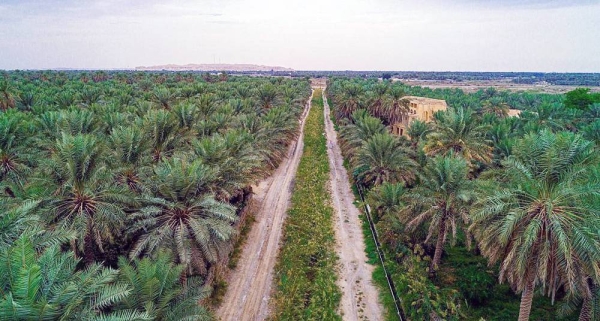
[{"left": 272, "top": 89, "right": 341, "bottom": 320}]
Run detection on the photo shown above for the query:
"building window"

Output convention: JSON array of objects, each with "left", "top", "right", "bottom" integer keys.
[{"left": 400, "top": 128, "right": 404, "bottom": 136}]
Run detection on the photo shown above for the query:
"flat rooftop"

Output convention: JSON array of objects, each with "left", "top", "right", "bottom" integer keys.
[{"left": 402, "top": 96, "right": 447, "bottom": 104}]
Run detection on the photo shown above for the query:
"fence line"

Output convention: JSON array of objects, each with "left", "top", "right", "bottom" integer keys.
[{"left": 355, "top": 182, "right": 405, "bottom": 321}]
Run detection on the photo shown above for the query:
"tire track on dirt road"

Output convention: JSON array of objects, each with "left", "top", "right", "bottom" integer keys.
[
  {"left": 216, "top": 90, "right": 313, "bottom": 321},
  {"left": 323, "top": 90, "right": 384, "bottom": 321}
]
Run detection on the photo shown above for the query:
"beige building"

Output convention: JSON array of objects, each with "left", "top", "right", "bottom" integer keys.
[
  {"left": 391, "top": 96, "right": 448, "bottom": 137},
  {"left": 507, "top": 109, "right": 522, "bottom": 117}
]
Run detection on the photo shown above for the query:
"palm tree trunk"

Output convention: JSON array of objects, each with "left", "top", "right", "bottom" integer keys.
[
  {"left": 83, "top": 229, "right": 95, "bottom": 265},
  {"left": 518, "top": 278, "right": 535, "bottom": 321},
  {"left": 430, "top": 221, "right": 447, "bottom": 275}
]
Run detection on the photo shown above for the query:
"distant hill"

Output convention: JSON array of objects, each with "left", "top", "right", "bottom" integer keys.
[{"left": 135, "top": 63, "right": 294, "bottom": 72}]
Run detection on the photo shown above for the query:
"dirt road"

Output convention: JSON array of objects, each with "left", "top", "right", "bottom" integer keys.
[
  {"left": 216, "top": 91, "right": 312, "bottom": 321},
  {"left": 323, "top": 92, "right": 384, "bottom": 320}
]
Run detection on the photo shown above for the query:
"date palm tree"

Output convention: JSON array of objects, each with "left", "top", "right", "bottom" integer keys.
[
  {"left": 129, "top": 158, "right": 237, "bottom": 279},
  {"left": 403, "top": 154, "right": 474, "bottom": 275},
  {"left": 41, "top": 134, "right": 129, "bottom": 264},
  {"left": 367, "top": 182, "right": 405, "bottom": 222},
  {"left": 481, "top": 98, "right": 510, "bottom": 118},
  {"left": 0, "top": 79, "right": 15, "bottom": 110},
  {"left": 386, "top": 86, "right": 409, "bottom": 125},
  {"left": 193, "top": 130, "right": 261, "bottom": 200},
  {"left": 470, "top": 130, "right": 600, "bottom": 321},
  {"left": 0, "top": 113, "right": 33, "bottom": 191},
  {"left": 252, "top": 106, "right": 300, "bottom": 169},
  {"left": 335, "top": 83, "right": 364, "bottom": 121},
  {"left": 368, "top": 83, "right": 388, "bottom": 120},
  {"left": 406, "top": 119, "right": 432, "bottom": 149},
  {"left": 257, "top": 84, "right": 278, "bottom": 109},
  {"left": 0, "top": 235, "right": 139, "bottom": 320},
  {"left": 152, "top": 87, "right": 177, "bottom": 110},
  {"left": 339, "top": 109, "right": 387, "bottom": 161},
  {"left": 521, "top": 102, "right": 568, "bottom": 133},
  {"left": 142, "top": 110, "right": 182, "bottom": 162},
  {"left": 355, "top": 133, "right": 417, "bottom": 187},
  {"left": 108, "top": 126, "right": 151, "bottom": 193},
  {"left": 117, "top": 252, "right": 212, "bottom": 320},
  {"left": 424, "top": 107, "right": 493, "bottom": 166}
]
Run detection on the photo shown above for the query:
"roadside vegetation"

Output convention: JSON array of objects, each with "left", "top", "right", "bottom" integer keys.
[
  {"left": 326, "top": 78, "right": 600, "bottom": 321},
  {"left": 272, "top": 89, "right": 341, "bottom": 320},
  {"left": 0, "top": 70, "right": 309, "bottom": 320}
]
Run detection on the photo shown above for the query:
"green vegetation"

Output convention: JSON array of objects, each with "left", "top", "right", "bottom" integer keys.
[
  {"left": 272, "top": 89, "right": 341, "bottom": 320},
  {"left": 564, "top": 88, "right": 600, "bottom": 110},
  {"left": 0, "top": 70, "right": 310, "bottom": 320},
  {"left": 327, "top": 78, "right": 599, "bottom": 320}
]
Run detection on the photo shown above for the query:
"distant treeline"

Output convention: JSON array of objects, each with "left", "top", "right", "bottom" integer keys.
[
  {"left": 286, "top": 71, "right": 600, "bottom": 86},
  {"left": 4, "top": 69, "right": 600, "bottom": 86}
]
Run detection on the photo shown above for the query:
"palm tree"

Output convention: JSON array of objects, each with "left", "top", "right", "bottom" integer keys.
[
  {"left": 41, "top": 134, "right": 129, "bottom": 264},
  {"left": 79, "top": 86, "right": 103, "bottom": 106},
  {"left": 15, "top": 91, "right": 35, "bottom": 111},
  {"left": 355, "top": 133, "right": 418, "bottom": 187},
  {"left": 367, "top": 182, "right": 405, "bottom": 222},
  {"left": 172, "top": 102, "right": 200, "bottom": 131},
  {"left": 252, "top": 106, "right": 300, "bottom": 169},
  {"left": 61, "top": 108, "right": 100, "bottom": 135},
  {"left": 368, "top": 83, "right": 388, "bottom": 120},
  {"left": 470, "top": 130, "right": 600, "bottom": 321},
  {"left": 152, "top": 87, "right": 177, "bottom": 110},
  {"left": 0, "top": 79, "right": 15, "bottom": 110},
  {"left": 257, "top": 84, "right": 278, "bottom": 109},
  {"left": 117, "top": 252, "right": 212, "bottom": 320},
  {"left": 339, "top": 109, "right": 387, "bottom": 161},
  {"left": 55, "top": 90, "right": 78, "bottom": 109},
  {"left": 0, "top": 200, "right": 40, "bottom": 248},
  {"left": 0, "top": 113, "right": 33, "bottom": 190},
  {"left": 581, "top": 119, "right": 600, "bottom": 145},
  {"left": 386, "top": 86, "right": 409, "bottom": 125},
  {"left": 481, "top": 98, "right": 510, "bottom": 118},
  {"left": 193, "top": 130, "right": 261, "bottom": 201},
  {"left": 521, "top": 102, "right": 568, "bottom": 133},
  {"left": 129, "top": 158, "right": 237, "bottom": 279},
  {"left": 403, "top": 154, "right": 474, "bottom": 275},
  {"left": 142, "top": 110, "right": 182, "bottom": 162},
  {"left": 0, "top": 234, "right": 139, "bottom": 320},
  {"left": 406, "top": 119, "right": 432, "bottom": 149},
  {"left": 335, "top": 83, "right": 364, "bottom": 121},
  {"left": 424, "top": 107, "right": 493, "bottom": 166},
  {"left": 108, "top": 126, "right": 150, "bottom": 193}
]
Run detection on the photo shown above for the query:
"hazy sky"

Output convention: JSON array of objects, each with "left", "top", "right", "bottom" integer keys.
[{"left": 1, "top": 0, "right": 599, "bottom": 71}]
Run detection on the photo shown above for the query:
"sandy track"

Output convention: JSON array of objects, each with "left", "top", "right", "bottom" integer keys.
[
  {"left": 323, "top": 92, "right": 384, "bottom": 321},
  {"left": 216, "top": 91, "right": 312, "bottom": 321}
]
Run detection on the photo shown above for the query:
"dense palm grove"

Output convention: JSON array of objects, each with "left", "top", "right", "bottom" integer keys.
[
  {"left": 0, "top": 71, "right": 309, "bottom": 320},
  {"left": 326, "top": 78, "right": 600, "bottom": 321}
]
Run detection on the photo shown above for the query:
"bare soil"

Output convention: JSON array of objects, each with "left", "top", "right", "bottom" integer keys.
[
  {"left": 215, "top": 92, "right": 312, "bottom": 321},
  {"left": 323, "top": 91, "right": 384, "bottom": 321},
  {"left": 396, "top": 79, "right": 600, "bottom": 94}
]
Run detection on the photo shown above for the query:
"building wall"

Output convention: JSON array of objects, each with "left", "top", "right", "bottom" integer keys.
[{"left": 391, "top": 96, "right": 447, "bottom": 137}]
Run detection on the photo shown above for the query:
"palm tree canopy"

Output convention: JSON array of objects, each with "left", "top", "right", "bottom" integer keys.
[
  {"left": 404, "top": 154, "right": 474, "bottom": 246},
  {"left": 129, "top": 158, "right": 237, "bottom": 276},
  {"left": 471, "top": 130, "right": 600, "bottom": 301},
  {"left": 116, "top": 252, "right": 212, "bottom": 320},
  {"left": 424, "top": 107, "right": 493, "bottom": 165},
  {"left": 355, "top": 133, "right": 418, "bottom": 187},
  {"left": 339, "top": 109, "right": 387, "bottom": 160}
]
